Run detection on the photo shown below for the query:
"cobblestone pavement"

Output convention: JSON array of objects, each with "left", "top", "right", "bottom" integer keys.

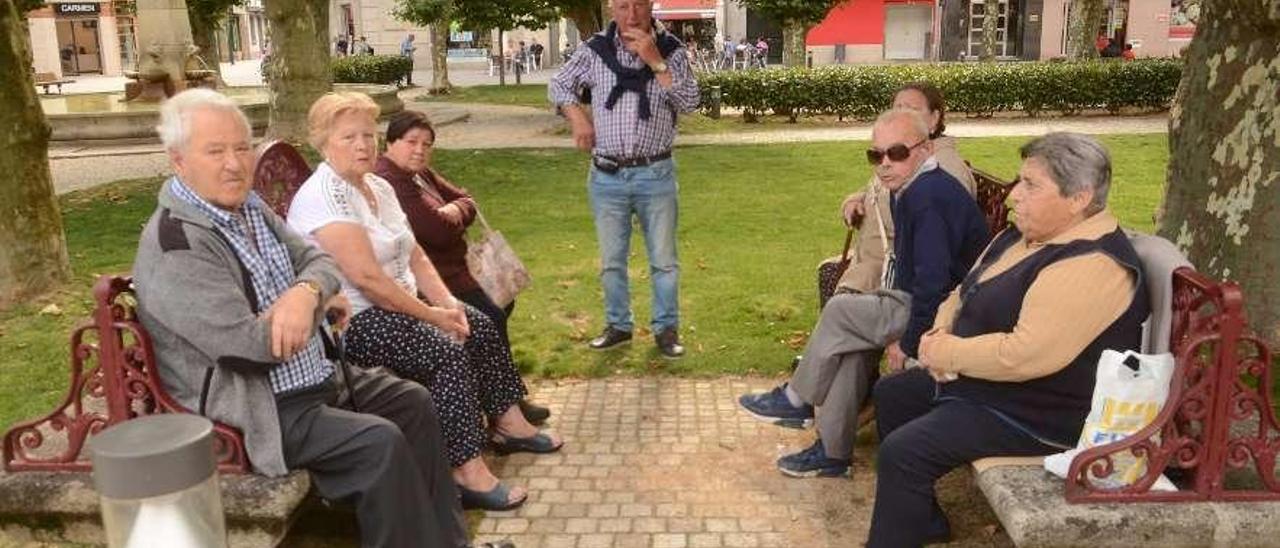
[{"left": 471, "top": 377, "right": 873, "bottom": 548}]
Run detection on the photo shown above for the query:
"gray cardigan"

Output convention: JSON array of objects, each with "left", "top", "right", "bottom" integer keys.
[{"left": 133, "top": 180, "right": 342, "bottom": 476}]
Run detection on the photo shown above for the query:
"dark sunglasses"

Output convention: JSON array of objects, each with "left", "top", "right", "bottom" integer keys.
[{"left": 866, "top": 139, "right": 927, "bottom": 165}]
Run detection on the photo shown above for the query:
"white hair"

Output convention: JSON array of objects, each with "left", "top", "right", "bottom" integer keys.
[
  {"left": 874, "top": 108, "right": 930, "bottom": 143},
  {"left": 155, "top": 88, "right": 251, "bottom": 152}
]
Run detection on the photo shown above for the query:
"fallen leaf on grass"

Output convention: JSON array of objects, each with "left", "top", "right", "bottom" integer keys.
[{"left": 39, "top": 304, "right": 63, "bottom": 316}]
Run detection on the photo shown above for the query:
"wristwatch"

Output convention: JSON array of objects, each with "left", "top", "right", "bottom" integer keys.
[
  {"left": 294, "top": 279, "right": 321, "bottom": 298},
  {"left": 649, "top": 60, "right": 669, "bottom": 74}
]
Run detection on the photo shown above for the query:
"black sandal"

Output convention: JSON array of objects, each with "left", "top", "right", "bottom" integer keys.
[{"left": 457, "top": 481, "right": 527, "bottom": 511}]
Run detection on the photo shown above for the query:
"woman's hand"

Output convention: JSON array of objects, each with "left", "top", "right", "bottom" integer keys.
[
  {"left": 426, "top": 305, "right": 470, "bottom": 344},
  {"left": 438, "top": 203, "right": 464, "bottom": 226},
  {"left": 919, "top": 328, "right": 959, "bottom": 383}
]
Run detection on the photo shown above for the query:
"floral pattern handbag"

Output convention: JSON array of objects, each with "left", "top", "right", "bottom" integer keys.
[{"left": 465, "top": 207, "right": 532, "bottom": 308}]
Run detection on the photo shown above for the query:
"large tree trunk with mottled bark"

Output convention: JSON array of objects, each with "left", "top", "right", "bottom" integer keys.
[
  {"left": 980, "top": 0, "right": 1000, "bottom": 61},
  {"left": 1067, "top": 0, "right": 1104, "bottom": 59},
  {"left": 429, "top": 21, "right": 451, "bottom": 94},
  {"left": 781, "top": 20, "right": 807, "bottom": 67},
  {"left": 264, "top": 0, "right": 331, "bottom": 142},
  {"left": 1157, "top": 0, "right": 1280, "bottom": 345},
  {"left": 0, "top": 0, "right": 71, "bottom": 307}
]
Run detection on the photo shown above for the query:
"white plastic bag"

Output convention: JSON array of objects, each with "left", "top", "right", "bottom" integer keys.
[{"left": 1044, "top": 349, "right": 1178, "bottom": 491}]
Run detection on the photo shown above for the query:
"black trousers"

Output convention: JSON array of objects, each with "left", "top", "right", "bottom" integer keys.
[
  {"left": 867, "top": 368, "right": 1055, "bottom": 548},
  {"left": 457, "top": 289, "right": 515, "bottom": 346},
  {"left": 276, "top": 367, "right": 468, "bottom": 548}
]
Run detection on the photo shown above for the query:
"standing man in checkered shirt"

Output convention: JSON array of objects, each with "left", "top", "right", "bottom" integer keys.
[
  {"left": 549, "top": 0, "right": 701, "bottom": 359},
  {"left": 131, "top": 89, "right": 490, "bottom": 547}
]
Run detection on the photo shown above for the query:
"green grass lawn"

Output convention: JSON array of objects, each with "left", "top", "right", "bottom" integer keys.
[
  {"left": 0, "top": 136, "right": 1170, "bottom": 432},
  {"left": 417, "top": 84, "right": 553, "bottom": 109},
  {"left": 418, "top": 83, "right": 873, "bottom": 135}
]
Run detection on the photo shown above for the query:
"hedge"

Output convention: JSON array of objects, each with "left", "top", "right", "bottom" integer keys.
[
  {"left": 332, "top": 55, "right": 413, "bottom": 85},
  {"left": 697, "top": 59, "right": 1184, "bottom": 120}
]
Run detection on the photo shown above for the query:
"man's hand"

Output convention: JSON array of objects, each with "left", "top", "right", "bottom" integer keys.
[
  {"left": 570, "top": 117, "right": 596, "bottom": 151},
  {"left": 263, "top": 286, "right": 319, "bottom": 359},
  {"left": 325, "top": 294, "right": 352, "bottom": 332},
  {"left": 885, "top": 340, "right": 907, "bottom": 372},
  {"left": 438, "top": 203, "right": 464, "bottom": 226},
  {"left": 620, "top": 27, "right": 662, "bottom": 65},
  {"left": 842, "top": 192, "right": 866, "bottom": 228}
]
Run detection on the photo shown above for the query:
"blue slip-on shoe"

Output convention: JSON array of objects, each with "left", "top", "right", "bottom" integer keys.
[
  {"left": 738, "top": 383, "right": 814, "bottom": 429},
  {"left": 777, "top": 437, "right": 851, "bottom": 478}
]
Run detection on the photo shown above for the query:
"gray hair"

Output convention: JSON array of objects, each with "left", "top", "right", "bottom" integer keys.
[
  {"left": 1019, "top": 132, "right": 1111, "bottom": 214},
  {"left": 156, "top": 88, "right": 251, "bottom": 152},
  {"left": 874, "top": 108, "right": 930, "bottom": 143}
]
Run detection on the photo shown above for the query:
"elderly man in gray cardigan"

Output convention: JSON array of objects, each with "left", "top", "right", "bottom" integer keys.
[{"left": 132, "top": 89, "right": 477, "bottom": 548}]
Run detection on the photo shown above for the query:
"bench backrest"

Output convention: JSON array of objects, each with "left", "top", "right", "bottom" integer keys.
[
  {"left": 3, "top": 276, "right": 250, "bottom": 473},
  {"left": 253, "top": 140, "right": 313, "bottom": 218},
  {"left": 972, "top": 167, "right": 1014, "bottom": 239},
  {"left": 34, "top": 72, "right": 57, "bottom": 83},
  {"left": 1129, "top": 232, "right": 1193, "bottom": 355}
]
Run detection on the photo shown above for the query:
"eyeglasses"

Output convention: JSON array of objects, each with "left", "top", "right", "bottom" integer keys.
[{"left": 866, "top": 140, "right": 927, "bottom": 165}]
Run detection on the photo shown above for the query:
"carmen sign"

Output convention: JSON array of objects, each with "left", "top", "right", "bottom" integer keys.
[{"left": 55, "top": 2, "right": 100, "bottom": 15}]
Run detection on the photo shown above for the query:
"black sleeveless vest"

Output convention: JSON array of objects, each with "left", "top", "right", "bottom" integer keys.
[
  {"left": 938, "top": 225, "right": 1150, "bottom": 448},
  {"left": 584, "top": 22, "right": 682, "bottom": 121}
]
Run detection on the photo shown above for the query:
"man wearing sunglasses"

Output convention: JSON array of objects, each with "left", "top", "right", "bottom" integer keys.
[{"left": 740, "top": 109, "right": 988, "bottom": 478}]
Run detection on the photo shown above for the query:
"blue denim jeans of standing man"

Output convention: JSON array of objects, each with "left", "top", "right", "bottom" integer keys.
[{"left": 588, "top": 158, "right": 680, "bottom": 334}]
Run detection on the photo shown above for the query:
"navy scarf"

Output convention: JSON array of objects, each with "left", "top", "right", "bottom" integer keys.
[{"left": 584, "top": 21, "right": 682, "bottom": 120}]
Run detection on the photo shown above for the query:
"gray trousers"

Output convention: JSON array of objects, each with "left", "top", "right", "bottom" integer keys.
[
  {"left": 277, "top": 366, "right": 468, "bottom": 548},
  {"left": 789, "top": 290, "right": 911, "bottom": 459}
]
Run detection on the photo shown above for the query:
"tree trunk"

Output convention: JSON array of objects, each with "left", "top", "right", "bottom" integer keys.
[
  {"left": 1067, "top": 0, "right": 1104, "bottom": 59},
  {"left": 1156, "top": 0, "right": 1280, "bottom": 345},
  {"left": 497, "top": 27, "right": 506, "bottom": 86},
  {"left": 429, "top": 21, "right": 451, "bottom": 94},
  {"left": 565, "top": 2, "right": 604, "bottom": 37},
  {"left": 0, "top": 0, "right": 71, "bottom": 307},
  {"left": 189, "top": 12, "right": 225, "bottom": 83},
  {"left": 264, "top": 0, "right": 331, "bottom": 143},
  {"left": 781, "top": 19, "right": 807, "bottom": 67},
  {"left": 980, "top": 0, "right": 1000, "bottom": 61}
]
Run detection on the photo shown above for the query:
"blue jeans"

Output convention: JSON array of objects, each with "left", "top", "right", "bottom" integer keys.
[{"left": 588, "top": 158, "right": 680, "bottom": 333}]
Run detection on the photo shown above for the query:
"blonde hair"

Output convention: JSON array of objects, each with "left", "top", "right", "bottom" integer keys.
[{"left": 307, "top": 92, "right": 380, "bottom": 150}]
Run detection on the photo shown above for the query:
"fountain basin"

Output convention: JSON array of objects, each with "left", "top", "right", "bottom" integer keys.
[{"left": 41, "top": 84, "right": 404, "bottom": 144}]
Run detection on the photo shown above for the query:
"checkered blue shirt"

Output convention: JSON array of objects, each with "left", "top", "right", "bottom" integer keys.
[
  {"left": 169, "top": 178, "right": 333, "bottom": 394},
  {"left": 549, "top": 28, "right": 701, "bottom": 159}
]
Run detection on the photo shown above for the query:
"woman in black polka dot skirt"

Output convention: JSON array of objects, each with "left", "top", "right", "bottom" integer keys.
[{"left": 287, "top": 92, "right": 562, "bottom": 512}]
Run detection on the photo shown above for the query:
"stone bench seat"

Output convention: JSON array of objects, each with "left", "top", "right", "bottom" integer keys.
[
  {"left": 962, "top": 261, "right": 1280, "bottom": 546},
  {"left": 973, "top": 460, "right": 1280, "bottom": 548},
  {"left": 0, "top": 469, "right": 313, "bottom": 547}
]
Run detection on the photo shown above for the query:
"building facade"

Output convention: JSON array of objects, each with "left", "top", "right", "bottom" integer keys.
[
  {"left": 24, "top": 0, "right": 270, "bottom": 80},
  {"left": 26, "top": 0, "right": 137, "bottom": 78}
]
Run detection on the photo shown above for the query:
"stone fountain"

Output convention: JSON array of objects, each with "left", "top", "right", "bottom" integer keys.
[
  {"left": 122, "top": 0, "right": 216, "bottom": 101},
  {"left": 37, "top": 0, "right": 404, "bottom": 143}
]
